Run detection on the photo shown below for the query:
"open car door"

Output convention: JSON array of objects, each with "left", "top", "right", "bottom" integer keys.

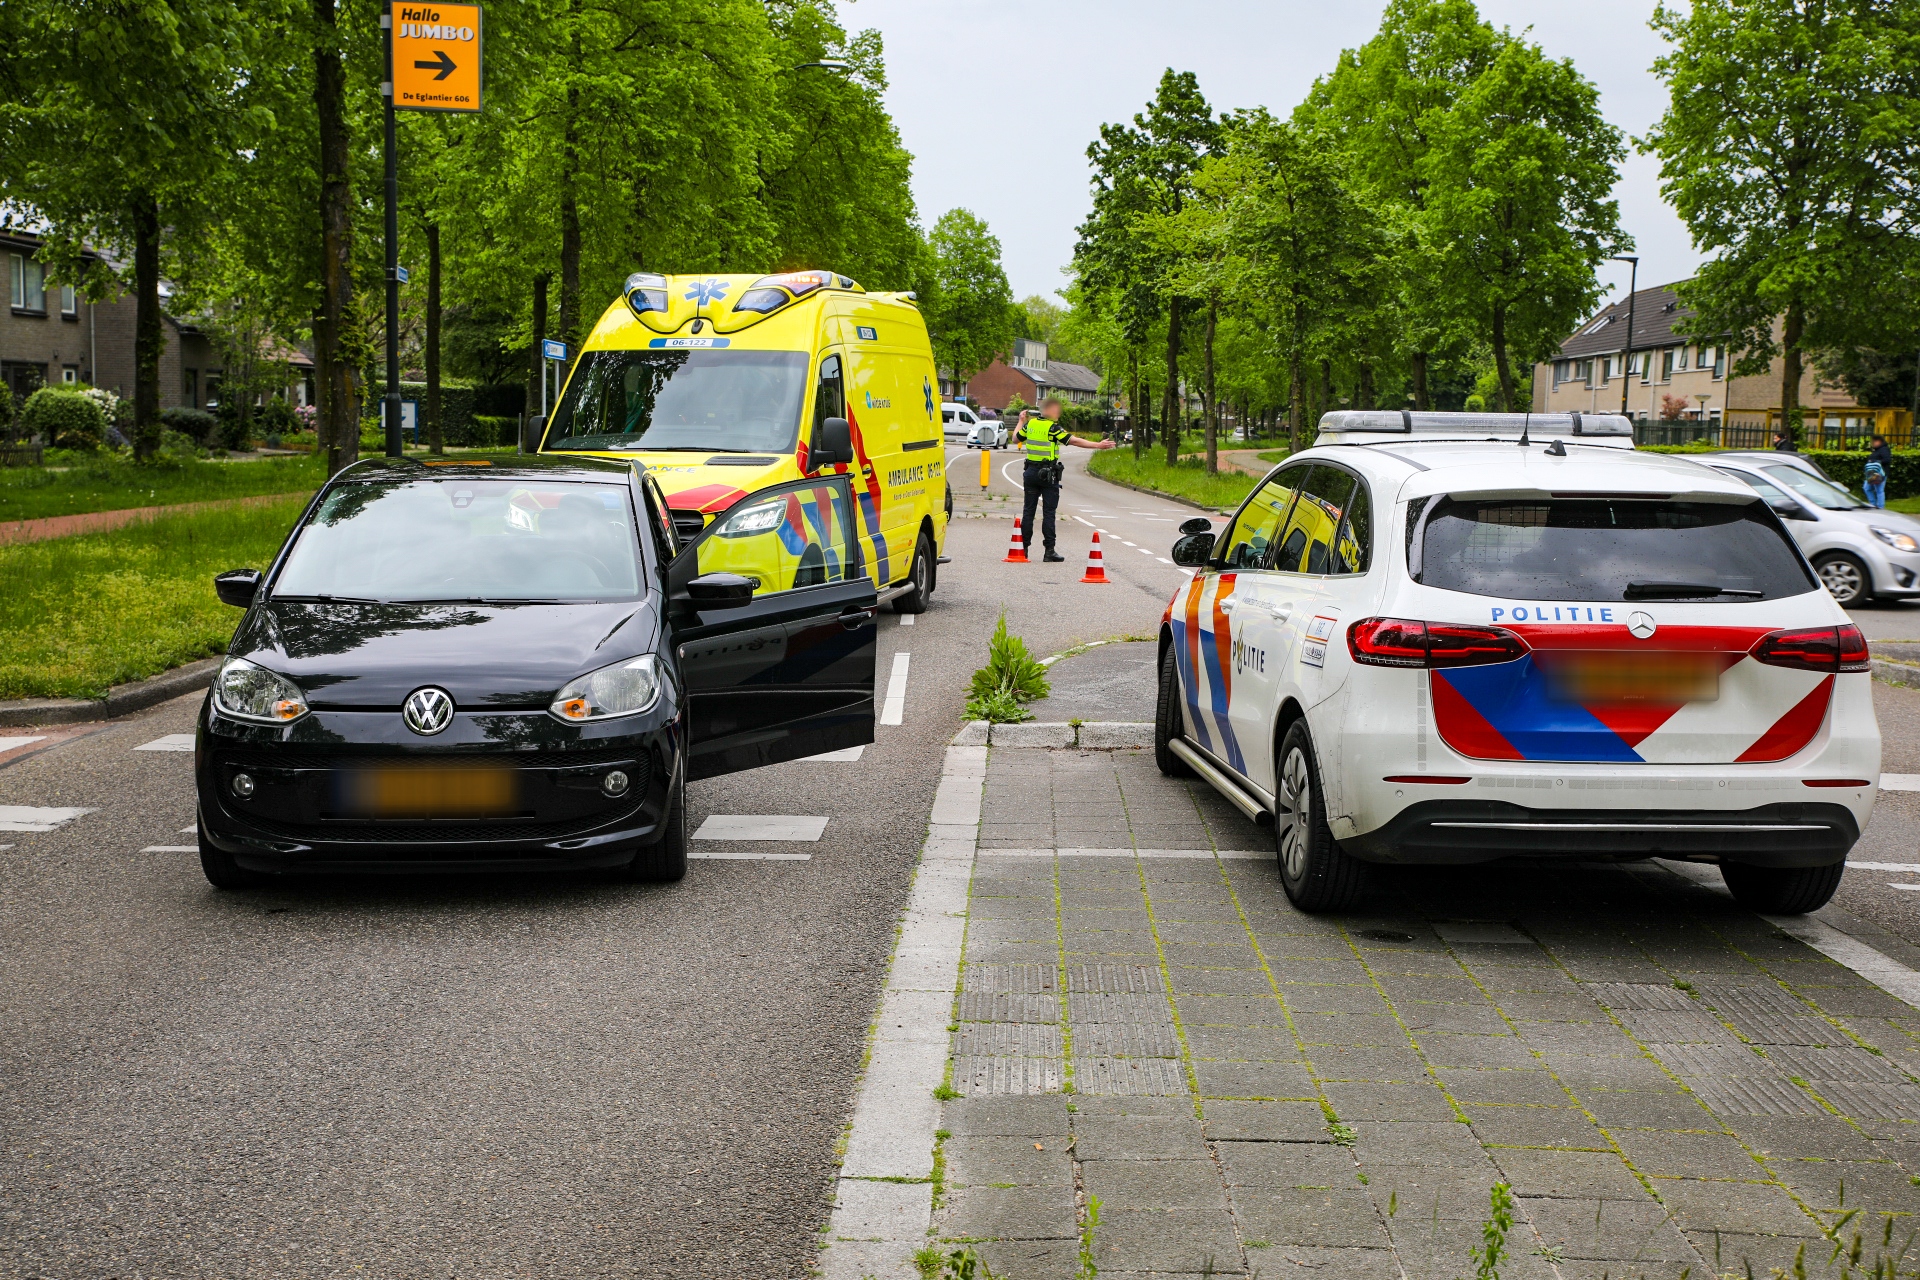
[{"left": 668, "top": 475, "right": 878, "bottom": 779}]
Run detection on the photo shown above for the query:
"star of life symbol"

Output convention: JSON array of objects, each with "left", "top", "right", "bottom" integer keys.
[
  {"left": 923, "top": 376, "right": 935, "bottom": 418},
  {"left": 684, "top": 278, "right": 728, "bottom": 305}
]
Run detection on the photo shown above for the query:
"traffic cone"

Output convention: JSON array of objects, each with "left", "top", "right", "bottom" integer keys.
[
  {"left": 1079, "top": 530, "right": 1110, "bottom": 584},
  {"left": 1004, "top": 518, "right": 1028, "bottom": 563}
]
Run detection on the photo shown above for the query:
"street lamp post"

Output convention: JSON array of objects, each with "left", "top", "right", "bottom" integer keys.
[{"left": 1610, "top": 255, "right": 1638, "bottom": 419}]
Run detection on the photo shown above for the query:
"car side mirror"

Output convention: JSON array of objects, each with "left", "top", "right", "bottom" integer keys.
[
  {"left": 1171, "top": 533, "right": 1215, "bottom": 567},
  {"left": 214, "top": 568, "right": 261, "bottom": 608},
  {"left": 1178, "top": 516, "right": 1213, "bottom": 536},
  {"left": 526, "top": 415, "right": 546, "bottom": 452},
  {"left": 1771, "top": 500, "right": 1813, "bottom": 521},
  {"left": 685, "top": 572, "right": 757, "bottom": 609},
  {"left": 812, "top": 417, "right": 853, "bottom": 469}
]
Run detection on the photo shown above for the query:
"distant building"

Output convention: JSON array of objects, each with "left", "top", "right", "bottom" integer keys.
[
  {"left": 967, "top": 339, "right": 1111, "bottom": 414},
  {"left": 2, "top": 225, "right": 313, "bottom": 412},
  {"left": 1532, "top": 279, "right": 1908, "bottom": 444}
]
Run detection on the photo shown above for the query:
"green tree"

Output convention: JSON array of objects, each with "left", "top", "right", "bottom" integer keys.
[
  {"left": 1422, "top": 33, "right": 1627, "bottom": 409},
  {"left": 1645, "top": 0, "right": 1920, "bottom": 436},
  {"left": 921, "top": 209, "right": 1015, "bottom": 392}
]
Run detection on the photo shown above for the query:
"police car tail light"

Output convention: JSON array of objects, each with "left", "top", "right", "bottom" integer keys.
[
  {"left": 1347, "top": 618, "right": 1528, "bottom": 669},
  {"left": 1750, "top": 624, "right": 1870, "bottom": 673}
]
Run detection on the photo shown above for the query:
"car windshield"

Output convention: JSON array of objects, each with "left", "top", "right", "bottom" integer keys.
[
  {"left": 1759, "top": 464, "right": 1864, "bottom": 510},
  {"left": 543, "top": 349, "right": 809, "bottom": 454},
  {"left": 1417, "top": 498, "right": 1814, "bottom": 602},
  {"left": 1717, "top": 468, "right": 1797, "bottom": 506},
  {"left": 274, "top": 478, "right": 641, "bottom": 602}
]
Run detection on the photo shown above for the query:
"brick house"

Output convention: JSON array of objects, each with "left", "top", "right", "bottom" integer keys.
[
  {"left": 1530, "top": 280, "right": 1907, "bottom": 445},
  {"left": 2, "top": 226, "right": 314, "bottom": 415},
  {"left": 966, "top": 339, "right": 1111, "bottom": 414}
]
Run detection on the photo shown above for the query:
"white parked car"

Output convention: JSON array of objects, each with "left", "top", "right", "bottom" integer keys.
[
  {"left": 1704, "top": 452, "right": 1920, "bottom": 607},
  {"left": 1155, "top": 411, "right": 1879, "bottom": 915},
  {"left": 966, "top": 421, "right": 1008, "bottom": 450}
]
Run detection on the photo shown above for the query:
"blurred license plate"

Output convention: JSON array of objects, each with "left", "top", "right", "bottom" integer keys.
[
  {"left": 340, "top": 768, "right": 516, "bottom": 818},
  {"left": 1546, "top": 653, "right": 1720, "bottom": 704}
]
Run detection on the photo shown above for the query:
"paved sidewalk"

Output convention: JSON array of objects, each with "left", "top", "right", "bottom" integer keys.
[{"left": 934, "top": 746, "right": 1920, "bottom": 1279}]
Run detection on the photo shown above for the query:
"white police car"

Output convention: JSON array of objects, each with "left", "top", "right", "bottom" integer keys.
[{"left": 1155, "top": 411, "right": 1879, "bottom": 914}]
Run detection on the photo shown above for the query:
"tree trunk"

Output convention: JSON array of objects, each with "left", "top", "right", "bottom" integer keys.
[
  {"left": 1129, "top": 351, "right": 1142, "bottom": 461},
  {"left": 131, "top": 195, "right": 162, "bottom": 461},
  {"left": 1780, "top": 298, "right": 1805, "bottom": 444},
  {"left": 315, "top": 0, "right": 357, "bottom": 477},
  {"left": 312, "top": 305, "right": 330, "bottom": 455},
  {"left": 558, "top": 0, "right": 582, "bottom": 352},
  {"left": 1317, "top": 359, "right": 1332, "bottom": 432},
  {"left": 1287, "top": 302, "right": 1306, "bottom": 455},
  {"left": 1411, "top": 351, "right": 1430, "bottom": 411},
  {"left": 1491, "top": 304, "right": 1515, "bottom": 412},
  {"left": 1356, "top": 360, "right": 1374, "bottom": 411},
  {"left": 1163, "top": 295, "right": 1182, "bottom": 467},
  {"left": 426, "top": 221, "right": 442, "bottom": 454},
  {"left": 1141, "top": 375, "right": 1152, "bottom": 454},
  {"left": 525, "top": 272, "right": 549, "bottom": 451},
  {"left": 1202, "top": 300, "right": 1217, "bottom": 475}
]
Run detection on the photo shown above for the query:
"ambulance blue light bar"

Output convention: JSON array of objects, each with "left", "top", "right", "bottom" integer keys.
[
  {"left": 623, "top": 272, "right": 669, "bottom": 317},
  {"left": 1316, "top": 410, "right": 1635, "bottom": 448}
]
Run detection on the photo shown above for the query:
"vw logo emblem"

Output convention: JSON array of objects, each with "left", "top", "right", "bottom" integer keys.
[
  {"left": 403, "top": 686, "right": 455, "bottom": 736},
  {"left": 1626, "top": 611, "right": 1658, "bottom": 640}
]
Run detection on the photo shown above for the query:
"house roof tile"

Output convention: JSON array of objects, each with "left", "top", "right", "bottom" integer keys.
[{"left": 1555, "top": 282, "right": 1699, "bottom": 359}]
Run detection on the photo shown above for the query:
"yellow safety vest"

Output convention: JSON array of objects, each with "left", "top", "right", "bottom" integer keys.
[{"left": 1022, "top": 418, "right": 1064, "bottom": 462}]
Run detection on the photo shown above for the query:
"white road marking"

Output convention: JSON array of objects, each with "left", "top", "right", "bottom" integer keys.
[
  {"left": 1890, "top": 883, "right": 1920, "bottom": 892},
  {"left": 899, "top": 614, "right": 915, "bottom": 626},
  {"left": 979, "top": 847, "right": 1266, "bottom": 859},
  {"left": 1136, "top": 547, "right": 1153, "bottom": 555},
  {"left": 690, "top": 852, "right": 813, "bottom": 861},
  {"left": 0, "top": 806, "right": 94, "bottom": 833},
  {"left": 142, "top": 846, "right": 198, "bottom": 853},
  {"left": 135, "top": 734, "right": 195, "bottom": 753},
  {"left": 1073, "top": 515, "right": 1096, "bottom": 528},
  {"left": 880, "top": 651, "right": 910, "bottom": 726},
  {"left": 0, "top": 844, "right": 11, "bottom": 851},
  {"left": 1157, "top": 557, "right": 1174, "bottom": 565},
  {"left": 1881, "top": 774, "right": 1920, "bottom": 791},
  {"left": 805, "top": 746, "right": 866, "bottom": 762},
  {"left": 1849, "top": 861, "right": 1920, "bottom": 873},
  {"left": 0, "top": 736, "right": 47, "bottom": 751},
  {"left": 180, "top": 825, "right": 197, "bottom": 833},
  {"left": 692, "top": 815, "right": 829, "bottom": 842},
  {"left": 1120, "top": 540, "right": 1138, "bottom": 547}
]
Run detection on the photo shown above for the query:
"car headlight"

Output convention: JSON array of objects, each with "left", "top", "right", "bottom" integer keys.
[
  {"left": 550, "top": 655, "right": 662, "bottom": 722},
  {"left": 1871, "top": 526, "right": 1919, "bottom": 553},
  {"left": 212, "top": 657, "right": 309, "bottom": 723}
]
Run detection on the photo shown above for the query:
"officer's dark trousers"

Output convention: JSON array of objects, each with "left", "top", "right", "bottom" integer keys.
[{"left": 1021, "top": 462, "right": 1060, "bottom": 552}]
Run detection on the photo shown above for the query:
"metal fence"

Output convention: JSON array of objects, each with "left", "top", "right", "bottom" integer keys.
[{"left": 1633, "top": 407, "right": 1914, "bottom": 451}]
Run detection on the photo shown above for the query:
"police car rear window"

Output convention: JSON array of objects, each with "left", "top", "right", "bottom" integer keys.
[{"left": 1414, "top": 498, "right": 1815, "bottom": 602}]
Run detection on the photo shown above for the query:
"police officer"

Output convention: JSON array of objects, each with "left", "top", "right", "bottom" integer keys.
[{"left": 1017, "top": 397, "right": 1114, "bottom": 562}]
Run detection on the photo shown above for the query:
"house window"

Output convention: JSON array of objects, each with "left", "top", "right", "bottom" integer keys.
[
  {"left": 1676, "top": 346, "right": 1690, "bottom": 371},
  {"left": 60, "top": 284, "right": 77, "bottom": 318},
  {"left": 1661, "top": 350, "right": 1675, "bottom": 381},
  {"left": 1712, "top": 346, "right": 1725, "bottom": 379},
  {"left": 61, "top": 366, "right": 78, "bottom": 384},
  {"left": 10, "top": 253, "right": 46, "bottom": 313}
]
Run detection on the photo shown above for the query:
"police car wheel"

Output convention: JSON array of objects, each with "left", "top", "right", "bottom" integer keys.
[
  {"left": 1720, "top": 860, "right": 1843, "bottom": 915},
  {"left": 1154, "top": 645, "right": 1194, "bottom": 777},
  {"left": 622, "top": 770, "right": 689, "bottom": 883},
  {"left": 894, "top": 534, "right": 933, "bottom": 614},
  {"left": 1274, "top": 722, "right": 1365, "bottom": 913}
]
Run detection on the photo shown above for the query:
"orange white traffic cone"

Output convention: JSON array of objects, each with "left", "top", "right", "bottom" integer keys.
[
  {"left": 1004, "top": 518, "right": 1028, "bottom": 563},
  {"left": 1080, "top": 530, "right": 1110, "bottom": 584}
]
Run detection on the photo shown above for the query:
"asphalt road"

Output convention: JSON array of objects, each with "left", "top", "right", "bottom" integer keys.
[{"left": 6, "top": 453, "right": 1920, "bottom": 1276}]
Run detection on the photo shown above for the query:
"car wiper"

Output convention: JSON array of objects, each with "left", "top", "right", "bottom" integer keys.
[
  {"left": 274, "top": 593, "right": 386, "bottom": 605},
  {"left": 1623, "top": 581, "right": 1764, "bottom": 600}
]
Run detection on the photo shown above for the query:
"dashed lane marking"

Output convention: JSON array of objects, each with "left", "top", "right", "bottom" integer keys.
[
  {"left": 1073, "top": 516, "right": 1096, "bottom": 528},
  {"left": 0, "top": 806, "right": 94, "bottom": 833},
  {"left": 135, "top": 734, "right": 195, "bottom": 752},
  {"left": 1850, "top": 861, "right": 1920, "bottom": 873},
  {"left": 1136, "top": 547, "right": 1153, "bottom": 555},
  {"left": 142, "top": 846, "right": 198, "bottom": 853},
  {"left": 180, "top": 825, "right": 197, "bottom": 833},
  {"left": 804, "top": 746, "right": 866, "bottom": 762},
  {"left": 690, "top": 852, "right": 812, "bottom": 861},
  {"left": 1890, "top": 884, "right": 1920, "bottom": 892},
  {"left": 1157, "top": 557, "right": 1173, "bottom": 564},
  {"left": 899, "top": 614, "right": 915, "bottom": 626},
  {"left": 880, "top": 651, "right": 910, "bottom": 727},
  {"left": 1120, "top": 540, "right": 1138, "bottom": 547},
  {"left": 692, "top": 815, "right": 829, "bottom": 842},
  {"left": 0, "top": 736, "right": 47, "bottom": 751},
  {"left": 1881, "top": 774, "right": 1920, "bottom": 791}
]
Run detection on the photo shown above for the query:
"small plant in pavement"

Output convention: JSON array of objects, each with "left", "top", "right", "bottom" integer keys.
[
  {"left": 1472, "top": 1182, "right": 1515, "bottom": 1280},
  {"left": 1077, "top": 1193, "right": 1102, "bottom": 1279},
  {"left": 965, "top": 613, "right": 1050, "bottom": 723}
]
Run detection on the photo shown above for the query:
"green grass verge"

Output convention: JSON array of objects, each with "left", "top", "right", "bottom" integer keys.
[
  {"left": 0, "top": 452, "right": 328, "bottom": 522},
  {"left": 1888, "top": 495, "right": 1920, "bottom": 514},
  {"left": 0, "top": 495, "right": 308, "bottom": 701},
  {"left": 1087, "top": 447, "right": 1258, "bottom": 510}
]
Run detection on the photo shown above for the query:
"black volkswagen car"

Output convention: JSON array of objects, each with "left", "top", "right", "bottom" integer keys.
[{"left": 194, "top": 455, "right": 877, "bottom": 887}]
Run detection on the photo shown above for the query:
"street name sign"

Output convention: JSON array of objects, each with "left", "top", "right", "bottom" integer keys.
[{"left": 393, "top": 3, "right": 482, "bottom": 113}]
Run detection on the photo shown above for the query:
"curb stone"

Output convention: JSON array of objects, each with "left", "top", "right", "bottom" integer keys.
[
  {"left": 0, "top": 656, "right": 222, "bottom": 728},
  {"left": 956, "top": 721, "right": 1153, "bottom": 750},
  {"left": 1873, "top": 657, "right": 1920, "bottom": 688}
]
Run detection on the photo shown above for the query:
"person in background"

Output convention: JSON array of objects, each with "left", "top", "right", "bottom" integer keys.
[
  {"left": 1773, "top": 423, "right": 1798, "bottom": 452},
  {"left": 1864, "top": 434, "right": 1892, "bottom": 509}
]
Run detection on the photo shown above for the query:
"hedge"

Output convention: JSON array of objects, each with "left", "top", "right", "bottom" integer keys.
[
  {"left": 1643, "top": 445, "right": 1918, "bottom": 498},
  {"left": 20, "top": 387, "right": 107, "bottom": 451}
]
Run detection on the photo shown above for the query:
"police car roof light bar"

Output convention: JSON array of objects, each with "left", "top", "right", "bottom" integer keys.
[{"left": 1315, "top": 410, "right": 1635, "bottom": 449}]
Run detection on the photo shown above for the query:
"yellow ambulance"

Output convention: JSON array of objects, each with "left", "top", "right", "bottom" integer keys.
[{"left": 537, "top": 270, "right": 949, "bottom": 611}]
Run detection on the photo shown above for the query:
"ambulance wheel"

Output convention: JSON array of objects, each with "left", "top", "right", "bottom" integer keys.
[
  {"left": 1275, "top": 722, "right": 1366, "bottom": 913},
  {"left": 1720, "top": 861, "right": 1842, "bottom": 915},
  {"left": 1154, "top": 645, "right": 1194, "bottom": 777},
  {"left": 895, "top": 533, "right": 934, "bottom": 614},
  {"left": 622, "top": 771, "right": 688, "bottom": 883}
]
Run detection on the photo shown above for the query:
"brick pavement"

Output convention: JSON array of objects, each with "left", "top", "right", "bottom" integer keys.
[{"left": 933, "top": 746, "right": 1920, "bottom": 1279}]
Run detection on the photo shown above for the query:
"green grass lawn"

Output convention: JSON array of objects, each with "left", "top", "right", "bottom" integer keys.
[
  {"left": 1087, "top": 447, "right": 1258, "bottom": 511},
  {"left": 0, "top": 496, "right": 308, "bottom": 700},
  {"left": 0, "top": 452, "right": 329, "bottom": 522}
]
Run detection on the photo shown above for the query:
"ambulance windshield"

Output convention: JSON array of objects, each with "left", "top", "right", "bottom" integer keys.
[{"left": 543, "top": 349, "right": 810, "bottom": 454}]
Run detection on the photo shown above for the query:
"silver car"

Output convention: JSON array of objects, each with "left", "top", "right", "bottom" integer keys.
[{"left": 1707, "top": 453, "right": 1920, "bottom": 606}]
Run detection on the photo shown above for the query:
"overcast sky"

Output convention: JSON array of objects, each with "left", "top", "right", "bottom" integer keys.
[{"left": 849, "top": 0, "right": 1698, "bottom": 320}]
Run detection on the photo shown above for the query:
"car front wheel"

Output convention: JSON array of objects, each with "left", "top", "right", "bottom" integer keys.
[
  {"left": 1154, "top": 644, "right": 1193, "bottom": 777},
  {"left": 198, "top": 820, "right": 260, "bottom": 890},
  {"left": 1721, "top": 861, "right": 1843, "bottom": 914},
  {"left": 1814, "top": 553, "right": 1870, "bottom": 607},
  {"left": 623, "top": 769, "right": 689, "bottom": 883},
  {"left": 1274, "top": 722, "right": 1366, "bottom": 912}
]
